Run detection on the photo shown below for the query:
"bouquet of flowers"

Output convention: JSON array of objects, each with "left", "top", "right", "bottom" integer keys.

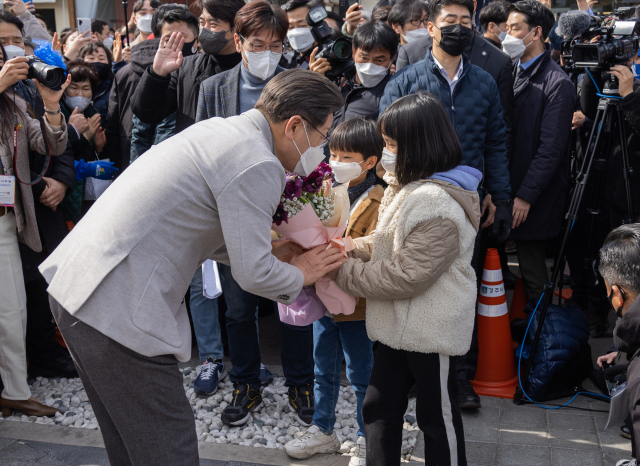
[{"left": 273, "top": 162, "right": 357, "bottom": 325}]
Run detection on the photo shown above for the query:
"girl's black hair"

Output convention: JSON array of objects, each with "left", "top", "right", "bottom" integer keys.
[
  {"left": 378, "top": 92, "right": 462, "bottom": 186},
  {"left": 329, "top": 117, "right": 383, "bottom": 161}
]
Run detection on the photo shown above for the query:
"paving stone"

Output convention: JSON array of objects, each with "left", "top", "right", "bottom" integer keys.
[
  {"left": 500, "top": 409, "right": 547, "bottom": 428},
  {"left": 0, "top": 441, "right": 45, "bottom": 462},
  {"left": 547, "top": 412, "right": 596, "bottom": 432},
  {"left": 465, "top": 441, "right": 497, "bottom": 466},
  {"left": 0, "top": 437, "right": 17, "bottom": 451},
  {"left": 548, "top": 428, "right": 600, "bottom": 450},
  {"left": 67, "top": 448, "right": 110, "bottom": 466},
  {"left": 547, "top": 396, "right": 594, "bottom": 416},
  {"left": 199, "top": 460, "right": 227, "bottom": 466},
  {"left": 604, "top": 449, "right": 630, "bottom": 466},
  {"left": 22, "top": 441, "right": 80, "bottom": 462},
  {"left": 461, "top": 407, "right": 500, "bottom": 427},
  {"left": 500, "top": 426, "right": 549, "bottom": 446},
  {"left": 593, "top": 413, "right": 610, "bottom": 433},
  {"left": 496, "top": 444, "right": 550, "bottom": 466},
  {"left": 598, "top": 431, "right": 633, "bottom": 453},
  {"left": 35, "top": 455, "right": 69, "bottom": 465},
  {"left": 499, "top": 399, "right": 541, "bottom": 411},
  {"left": 478, "top": 396, "right": 501, "bottom": 409},
  {"left": 550, "top": 447, "right": 604, "bottom": 466},
  {"left": 464, "top": 422, "right": 499, "bottom": 443}
]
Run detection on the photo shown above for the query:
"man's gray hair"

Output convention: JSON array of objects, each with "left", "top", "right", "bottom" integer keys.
[{"left": 599, "top": 223, "right": 640, "bottom": 294}]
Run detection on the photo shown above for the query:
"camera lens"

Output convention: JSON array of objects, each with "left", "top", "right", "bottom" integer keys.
[
  {"left": 332, "top": 39, "right": 352, "bottom": 61},
  {"left": 26, "top": 57, "right": 66, "bottom": 91}
]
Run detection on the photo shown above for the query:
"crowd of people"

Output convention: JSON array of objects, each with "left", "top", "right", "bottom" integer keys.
[{"left": 0, "top": 0, "right": 639, "bottom": 464}]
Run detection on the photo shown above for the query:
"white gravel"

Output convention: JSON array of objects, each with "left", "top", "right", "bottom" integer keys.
[{"left": 2, "top": 365, "right": 420, "bottom": 460}]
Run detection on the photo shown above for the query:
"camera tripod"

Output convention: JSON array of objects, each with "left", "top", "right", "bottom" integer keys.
[{"left": 514, "top": 77, "right": 635, "bottom": 403}]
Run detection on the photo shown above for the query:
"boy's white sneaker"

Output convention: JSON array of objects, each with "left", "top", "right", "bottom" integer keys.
[
  {"left": 284, "top": 425, "right": 341, "bottom": 459},
  {"left": 348, "top": 436, "right": 366, "bottom": 466}
]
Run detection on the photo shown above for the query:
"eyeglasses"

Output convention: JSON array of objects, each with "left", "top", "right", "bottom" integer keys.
[
  {"left": 307, "top": 120, "right": 331, "bottom": 148},
  {"left": 406, "top": 18, "right": 428, "bottom": 27},
  {"left": 240, "top": 35, "right": 285, "bottom": 54}
]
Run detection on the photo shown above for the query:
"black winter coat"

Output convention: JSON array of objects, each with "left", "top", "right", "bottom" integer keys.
[
  {"left": 509, "top": 51, "right": 575, "bottom": 241},
  {"left": 613, "top": 296, "right": 640, "bottom": 459},
  {"left": 131, "top": 52, "right": 242, "bottom": 134},
  {"left": 104, "top": 39, "right": 160, "bottom": 172},
  {"left": 581, "top": 77, "right": 640, "bottom": 216},
  {"left": 332, "top": 68, "right": 391, "bottom": 130},
  {"left": 19, "top": 138, "right": 76, "bottom": 283}
]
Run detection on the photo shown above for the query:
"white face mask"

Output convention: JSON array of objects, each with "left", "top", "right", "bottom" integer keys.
[
  {"left": 103, "top": 36, "right": 114, "bottom": 50},
  {"left": 330, "top": 160, "right": 367, "bottom": 184},
  {"left": 492, "top": 24, "right": 507, "bottom": 43},
  {"left": 283, "top": 50, "right": 295, "bottom": 62},
  {"left": 287, "top": 28, "right": 315, "bottom": 53},
  {"left": 381, "top": 147, "right": 396, "bottom": 175},
  {"left": 136, "top": 14, "right": 153, "bottom": 34},
  {"left": 4, "top": 45, "right": 25, "bottom": 61},
  {"left": 355, "top": 61, "right": 389, "bottom": 88},
  {"left": 65, "top": 95, "right": 92, "bottom": 113},
  {"left": 243, "top": 49, "right": 281, "bottom": 80},
  {"left": 402, "top": 28, "right": 429, "bottom": 43},
  {"left": 292, "top": 120, "right": 326, "bottom": 177},
  {"left": 502, "top": 29, "right": 534, "bottom": 60}
]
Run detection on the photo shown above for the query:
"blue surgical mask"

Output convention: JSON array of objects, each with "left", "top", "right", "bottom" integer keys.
[{"left": 634, "top": 63, "right": 640, "bottom": 79}]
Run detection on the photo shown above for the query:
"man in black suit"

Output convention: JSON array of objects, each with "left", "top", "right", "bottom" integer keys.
[{"left": 394, "top": 0, "right": 515, "bottom": 411}]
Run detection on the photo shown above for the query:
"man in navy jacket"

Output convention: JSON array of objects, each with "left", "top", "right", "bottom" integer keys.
[
  {"left": 379, "top": 0, "right": 512, "bottom": 410},
  {"left": 504, "top": 0, "right": 574, "bottom": 303}
]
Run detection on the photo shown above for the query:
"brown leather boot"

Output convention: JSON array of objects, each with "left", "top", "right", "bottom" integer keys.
[{"left": 0, "top": 397, "right": 60, "bottom": 417}]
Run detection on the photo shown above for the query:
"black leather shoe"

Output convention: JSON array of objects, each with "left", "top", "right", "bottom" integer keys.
[
  {"left": 28, "top": 353, "right": 78, "bottom": 379},
  {"left": 620, "top": 425, "right": 632, "bottom": 439},
  {"left": 458, "top": 379, "right": 481, "bottom": 409}
]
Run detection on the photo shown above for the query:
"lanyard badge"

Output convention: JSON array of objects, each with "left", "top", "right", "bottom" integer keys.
[{"left": 0, "top": 175, "right": 15, "bottom": 208}]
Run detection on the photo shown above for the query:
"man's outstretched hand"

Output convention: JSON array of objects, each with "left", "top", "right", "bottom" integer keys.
[{"left": 291, "top": 244, "right": 345, "bottom": 286}]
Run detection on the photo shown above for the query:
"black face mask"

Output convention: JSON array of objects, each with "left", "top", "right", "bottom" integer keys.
[
  {"left": 182, "top": 39, "right": 197, "bottom": 57},
  {"left": 91, "top": 62, "right": 112, "bottom": 82},
  {"left": 436, "top": 23, "right": 473, "bottom": 57},
  {"left": 609, "top": 286, "right": 627, "bottom": 319},
  {"left": 199, "top": 27, "right": 230, "bottom": 56}
]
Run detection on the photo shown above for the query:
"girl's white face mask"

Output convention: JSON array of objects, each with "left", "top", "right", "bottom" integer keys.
[{"left": 381, "top": 147, "right": 397, "bottom": 174}]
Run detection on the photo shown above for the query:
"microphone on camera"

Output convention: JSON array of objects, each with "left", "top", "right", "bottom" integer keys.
[{"left": 556, "top": 10, "right": 592, "bottom": 38}]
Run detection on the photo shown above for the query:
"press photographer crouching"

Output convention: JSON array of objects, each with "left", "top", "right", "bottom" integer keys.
[
  {"left": 598, "top": 224, "right": 640, "bottom": 466},
  {"left": 310, "top": 21, "right": 398, "bottom": 128}
]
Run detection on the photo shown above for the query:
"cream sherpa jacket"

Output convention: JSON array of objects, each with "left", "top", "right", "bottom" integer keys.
[{"left": 336, "top": 178, "right": 480, "bottom": 355}]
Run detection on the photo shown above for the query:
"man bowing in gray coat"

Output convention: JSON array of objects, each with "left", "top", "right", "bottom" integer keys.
[{"left": 39, "top": 69, "right": 345, "bottom": 466}]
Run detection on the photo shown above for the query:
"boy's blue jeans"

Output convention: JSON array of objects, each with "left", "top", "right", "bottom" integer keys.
[{"left": 312, "top": 316, "right": 374, "bottom": 438}]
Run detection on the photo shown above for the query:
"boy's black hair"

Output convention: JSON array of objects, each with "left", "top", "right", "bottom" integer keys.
[
  {"left": 329, "top": 118, "right": 383, "bottom": 161},
  {"left": 353, "top": 21, "right": 399, "bottom": 56},
  {"left": 426, "top": 0, "right": 474, "bottom": 23},
  {"left": 388, "top": 0, "right": 427, "bottom": 26},
  {"left": 378, "top": 92, "right": 462, "bottom": 186},
  {"left": 133, "top": 0, "right": 162, "bottom": 14},
  {"left": 155, "top": 6, "right": 199, "bottom": 38},
  {"left": 200, "top": 0, "right": 246, "bottom": 27},
  {"left": 479, "top": 1, "right": 510, "bottom": 33},
  {"left": 326, "top": 11, "right": 344, "bottom": 29},
  {"left": 509, "top": 0, "right": 555, "bottom": 40}
]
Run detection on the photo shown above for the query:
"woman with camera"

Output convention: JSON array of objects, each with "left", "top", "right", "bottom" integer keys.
[{"left": 0, "top": 43, "right": 70, "bottom": 417}]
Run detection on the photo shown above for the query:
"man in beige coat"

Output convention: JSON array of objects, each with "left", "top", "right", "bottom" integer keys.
[{"left": 39, "top": 69, "right": 344, "bottom": 466}]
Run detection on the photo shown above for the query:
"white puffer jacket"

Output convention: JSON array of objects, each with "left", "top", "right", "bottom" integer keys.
[{"left": 336, "top": 178, "right": 480, "bottom": 355}]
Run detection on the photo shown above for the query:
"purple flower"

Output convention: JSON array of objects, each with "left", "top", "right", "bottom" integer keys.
[
  {"left": 283, "top": 177, "right": 303, "bottom": 200},
  {"left": 273, "top": 202, "right": 289, "bottom": 226}
]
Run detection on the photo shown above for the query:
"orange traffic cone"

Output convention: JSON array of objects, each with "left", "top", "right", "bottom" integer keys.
[
  {"left": 472, "top": 248, "right": 519, "bottom": 399},
  {"left": 509, "top": 274, "right": 528, "bottom": 322}
]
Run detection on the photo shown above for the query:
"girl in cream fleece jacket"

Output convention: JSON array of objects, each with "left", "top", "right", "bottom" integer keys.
[{"left": 333, "top": 93, "right": 481, "bottom": 466}]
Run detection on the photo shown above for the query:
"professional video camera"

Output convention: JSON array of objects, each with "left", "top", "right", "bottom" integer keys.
[
  {"left": 25, "top": 55, "right": 66, "bottom": 90},
  {"left": 306, "top": 4, "right": 354, "bottom": 82},
  {"left": 558, "top": 8, "right": 639, "bottom": 73}
]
